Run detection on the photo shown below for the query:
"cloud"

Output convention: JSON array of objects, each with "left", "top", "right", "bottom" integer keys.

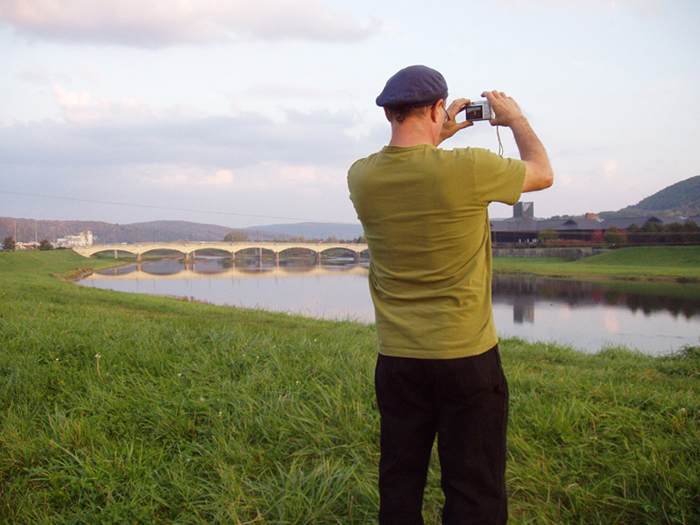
[
  {"left": 0, "top": 0, "right": 381, "bottom": 47},
  {"left": 602, "top": 159, "right": 619, "bottom": 181},
  {"left": 0, "top": 100, "right": 374, "bottom": 188},
  {"left": 139, "top": 162, "right": 339, "bottom": 194},
  {"left": 52, "top": 84, "right": 153, "bottom": 124},
  {"left": 0, "top": 104, "right": 373, "bottom": 224}
]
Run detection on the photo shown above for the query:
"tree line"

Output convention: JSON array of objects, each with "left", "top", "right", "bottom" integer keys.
[
  {"left": 539, "top": 220, "right": 700, "bottom": 247},
  {"left": 2, "top": 236, "right": 54, "bottom": 252}
]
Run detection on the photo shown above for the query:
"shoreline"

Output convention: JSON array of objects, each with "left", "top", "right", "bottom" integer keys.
[{"left": 492, "top": 267, "right": 700, "bottom": 284}]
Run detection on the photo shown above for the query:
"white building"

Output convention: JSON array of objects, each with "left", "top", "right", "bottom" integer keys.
[{"left": 56, "top": 231, "right": 94, "bottom": 248}]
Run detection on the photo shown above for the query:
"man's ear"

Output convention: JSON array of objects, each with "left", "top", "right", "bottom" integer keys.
[{"left": 430, "top": 99, "right": 444, "bottom": 123}]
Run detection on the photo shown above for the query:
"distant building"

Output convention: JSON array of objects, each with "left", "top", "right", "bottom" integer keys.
[
  {"left": 15, "top": 242, "right": 40, "bottom": 250},
  {"left": 490, "top": 203, "right": 699, "bottom": 245},
  {"left": 56, "top": 231, "right": 94, "bottom": 248}
]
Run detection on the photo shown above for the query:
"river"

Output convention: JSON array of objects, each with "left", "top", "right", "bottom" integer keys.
[{"left": 78, "top": 257, "right": 700, "bottom": 356}]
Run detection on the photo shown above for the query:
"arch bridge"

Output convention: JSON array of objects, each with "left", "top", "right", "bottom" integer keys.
[{"left": 73, "top": 241, "right": 369, "bottom": 263}]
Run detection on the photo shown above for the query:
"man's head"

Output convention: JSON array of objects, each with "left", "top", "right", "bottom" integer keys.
[{"left": 376, "top": 65, "right": 448, "bottom": 122}]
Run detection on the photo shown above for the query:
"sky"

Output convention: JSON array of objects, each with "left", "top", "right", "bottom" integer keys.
[{"left": 1, "top": 0, "right": 698, "bottom": 229}]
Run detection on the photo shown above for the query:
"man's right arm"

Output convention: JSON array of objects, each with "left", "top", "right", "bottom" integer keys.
[{"left": 482, "top": 91, "right": 553, "bottom": 193}]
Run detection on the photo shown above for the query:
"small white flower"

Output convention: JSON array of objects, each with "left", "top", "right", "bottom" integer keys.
[
  {"left": 178, "top": 373, "right": 182, "bottom": 378},
  {"left": 95, "top": 354, "right": 101, "bottom": 359},
  {"left": 200, "top": 397, "right": 205, "bottom": 402}
]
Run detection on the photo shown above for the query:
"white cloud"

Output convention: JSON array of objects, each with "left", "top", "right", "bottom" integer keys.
[
  {"left": 602, "top": 159, "right": 619, "bottom": 182},
  {"left": 0, "top": 0, "right": 381, "bottom": 47},
  {"left": 143, "top": 166, "right": 240, "bottom": 188},
  {"left": 557, "top": 173, "right": 585, "bottom": 190},
  {"left": 136, "top": 161, "right": 340, "bottom": 197},
  {"left": 277, "top": 164, "right": 319, "bottom": 184},
  {"left": 52, "top": 84, "right": 153, "bottom": 123},
  {"left": 207, "top": 169, "right": 236, "bottom": 187}
]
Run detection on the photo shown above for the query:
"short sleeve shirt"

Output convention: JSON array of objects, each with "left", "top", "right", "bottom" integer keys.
[{"left": 347, "top": 145, "right": 525, "bottom": 359}]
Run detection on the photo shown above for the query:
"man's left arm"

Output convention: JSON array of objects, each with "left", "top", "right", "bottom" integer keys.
[{"left": 483, "top": 90, "right": 553, "bottom": 193}]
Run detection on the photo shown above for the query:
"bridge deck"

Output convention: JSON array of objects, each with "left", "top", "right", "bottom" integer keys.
[{"left": 73, "top": 241, "right": 369, "bottom": 259}]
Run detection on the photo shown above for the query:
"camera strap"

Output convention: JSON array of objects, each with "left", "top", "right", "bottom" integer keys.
[{"left": 496, "top": 126, "right": 504, "bottom": 156}]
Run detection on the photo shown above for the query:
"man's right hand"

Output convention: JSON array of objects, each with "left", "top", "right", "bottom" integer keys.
[{"left": 481, "top": 90, "right": 527, "bottom": 128}]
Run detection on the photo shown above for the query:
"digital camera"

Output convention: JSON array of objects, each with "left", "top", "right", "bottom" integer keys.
[{"left": 465, "top": 100, "right": 492, "bottom": 121}]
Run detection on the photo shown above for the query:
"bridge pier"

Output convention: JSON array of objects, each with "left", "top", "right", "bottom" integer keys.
[
  {"left": 114, "top": 249, "right": 118, "bottom": 259},
  {"left": 354, "top": 252, "right": 361, "bottom": 264},
  {"left": 136, "top": 253, "right": 143, "bottom": 262}
]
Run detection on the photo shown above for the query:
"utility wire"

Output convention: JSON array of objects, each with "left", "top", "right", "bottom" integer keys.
[{"left": 0, "top": 189, "right": 356, "bottom": 225}]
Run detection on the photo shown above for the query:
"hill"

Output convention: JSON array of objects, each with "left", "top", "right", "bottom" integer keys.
[
  {"left": 0, "top": 218, "right": 274, "bottom": 244},
  {"left": 0, "top": 218, "right": 362, "bottom": 245},
  {"left": 245, "top": 222, "right": 363, "bottom": 241},
  {"left": 599, "top": 175, "right": 700, "bottom": 218}
]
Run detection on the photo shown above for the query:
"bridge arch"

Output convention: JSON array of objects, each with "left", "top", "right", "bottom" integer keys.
[{"left": 73, "top": 241, "right": 369, "bottom": 262}]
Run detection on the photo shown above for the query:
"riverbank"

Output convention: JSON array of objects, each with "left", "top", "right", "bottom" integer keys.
[
  {"left": 493, "top": 246, "right": 700, "bottom": 282},
  {"left": 1, "top": 251, "right": 698, "bottom": 524}
]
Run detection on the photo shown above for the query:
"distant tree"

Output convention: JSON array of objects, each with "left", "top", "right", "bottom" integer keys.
[
  {"left": 682, "top": 220, "right": 700, "bottom": 244},
  {"left": 325, "top": 236, "right": 339, "bottom": 243},
  {"left": 641, "top": 222, "right": 663, "bottom": 244},
  {"left": 223, "top": 231, "right": 249, "bottom": 242},
  {"left": 627, "top": 223, "right": 643, "bottom": 244},
  {"left": 39, "top": 239, "right": 54, "bottom": 251},
  {"left": 663, "top": 222, "right": 684, "bottom": 245},
  {"left": 2, "top": 236, "right": 15, "bottom": 251},
  {"left": 590, "top": 230, "right": 604, "bottom": 245},
  {"left": 538, "top": 228, "right": 558, "bottom": 244},
  {"left": 603, "top": 226, "right": 626, "bottom": 245}
]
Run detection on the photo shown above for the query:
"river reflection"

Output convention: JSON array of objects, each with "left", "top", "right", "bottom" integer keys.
[
  {"left": 79, "top": 258, "right": 700, "bottom": 355},
  {"left": 491, "top": 276, "right": 700, "bottom": 355}
]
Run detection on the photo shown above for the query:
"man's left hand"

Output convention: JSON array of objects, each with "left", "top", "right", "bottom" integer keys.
[{"left": 438, "top": 98, "right": 474, "bottom": 144}]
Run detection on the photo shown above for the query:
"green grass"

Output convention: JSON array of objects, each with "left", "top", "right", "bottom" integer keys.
[
  {"left": 493, "top": 246, "right": 700, "bottom": 281},
  {"left": 1, "top": 251, "right": 699, "bottom": 524}
]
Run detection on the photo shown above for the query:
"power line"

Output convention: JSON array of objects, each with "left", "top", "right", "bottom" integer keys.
[{"left": 0, "top": 189, "right": 356, "bottom": 225}]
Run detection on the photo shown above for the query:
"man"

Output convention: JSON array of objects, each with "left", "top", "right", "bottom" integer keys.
[{"left": 347, "top": 65, "right": 553, "bottom": 525}]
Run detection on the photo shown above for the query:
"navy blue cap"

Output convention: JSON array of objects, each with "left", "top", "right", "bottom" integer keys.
[{"left": 376, "top": 65, "right": 448, "bottom": 108}]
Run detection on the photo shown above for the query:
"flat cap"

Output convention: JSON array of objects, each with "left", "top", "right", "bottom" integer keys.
[{"left": 376, "top": 65, "right": 448, "bottom": 108}]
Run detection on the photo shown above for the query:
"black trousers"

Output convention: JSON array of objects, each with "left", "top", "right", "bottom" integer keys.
[{"left": 375, "top": 346, "right": 509, "bottom": 525}]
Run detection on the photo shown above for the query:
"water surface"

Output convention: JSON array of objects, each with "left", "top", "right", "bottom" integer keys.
[{"left": 79, "top": 257, "right": 700, "bottom": 355}]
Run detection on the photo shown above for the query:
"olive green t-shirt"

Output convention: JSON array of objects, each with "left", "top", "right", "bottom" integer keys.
[{"left": 347, "top": 145, "right": 525, "bottom": 359}]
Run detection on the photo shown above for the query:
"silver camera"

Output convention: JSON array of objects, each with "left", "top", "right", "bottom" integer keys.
[{"left": 465, "top": 100, "right": 492, "bottom": 121}]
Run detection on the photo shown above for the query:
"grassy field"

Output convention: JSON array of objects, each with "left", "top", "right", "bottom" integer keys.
[
  {"left": 493, "top": 246, "right": 700, "bottom": 282},
  {"left": 1, "top": 250, "right": 699, "bottom": 524}
]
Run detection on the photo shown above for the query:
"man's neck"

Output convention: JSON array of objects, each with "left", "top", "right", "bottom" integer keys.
[{"left": 388, "top": 119, "right": 439, "bottom": 147}]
